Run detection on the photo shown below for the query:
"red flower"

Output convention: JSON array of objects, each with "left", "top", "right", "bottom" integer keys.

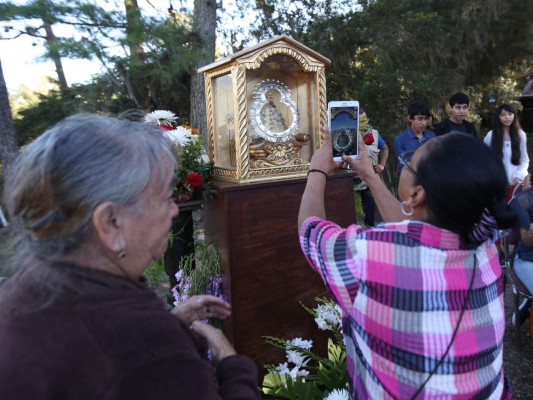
[
  {"left": 184, "top": 172, "right": 204, "bottom": 188},
  {"left": 363, "top": 132, "right": 374, "bottom": 145},
  {"left": 191, "top": 128, "right": 200, "bottom": 135}
]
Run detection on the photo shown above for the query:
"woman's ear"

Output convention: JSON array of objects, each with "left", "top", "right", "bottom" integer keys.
[
  {"left": 407, "top": 184, "right": 430, "bottom": 221},
  {"left": 92, "top": 202, "right": 125, "bottom": 252},
  {"left": 403, "top": 184, "right": 426, "bottom": 209},
  {"left": 410, "top": 185, "right": 426, "bottom": 208}
]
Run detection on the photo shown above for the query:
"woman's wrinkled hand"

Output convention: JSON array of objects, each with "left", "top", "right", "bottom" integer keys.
[
  {"left": 171, "top": 295, "right": 231, "bottom": 326},
  {"left": 190, "top": 321, "right": 237, "bottom": 364}
]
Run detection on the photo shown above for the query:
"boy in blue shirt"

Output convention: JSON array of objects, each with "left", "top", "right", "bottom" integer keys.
[{"left": 393, "top": 102, "right": 436, "bottom": 174}]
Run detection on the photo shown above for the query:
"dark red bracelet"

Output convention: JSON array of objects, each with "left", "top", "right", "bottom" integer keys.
[{"left": 307, "top": 169, "right": 328, "bottom": 179}]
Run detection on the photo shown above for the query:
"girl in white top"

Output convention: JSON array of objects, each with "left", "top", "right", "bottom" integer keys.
[{"left": 484, "top": 103, "right": 529, "bottom": 186}]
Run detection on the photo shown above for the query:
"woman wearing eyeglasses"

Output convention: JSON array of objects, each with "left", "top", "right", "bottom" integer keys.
[{"left": 299, "top": 130, "right": 515, "bottom": 399}]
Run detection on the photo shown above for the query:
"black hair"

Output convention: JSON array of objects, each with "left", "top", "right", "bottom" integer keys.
[
  {"left": 407, "top": 102, "right": 431, "bottom": 119},
  {"left": 489, "top": 103, "right": 523, "bottom": 165},
  {"left": 415, "top": 132, "right": 516, "bottom": 244},
  {"left": 448, "top": 92, "right": 470, "bottom": 107}
]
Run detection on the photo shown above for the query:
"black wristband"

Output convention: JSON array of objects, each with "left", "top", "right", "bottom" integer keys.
[{"left": 307, "top": 169, "right": 328, "bottom": 179}]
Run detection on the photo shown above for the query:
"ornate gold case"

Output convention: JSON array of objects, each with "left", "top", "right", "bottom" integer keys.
[{"left": 198, "top": 35, "right": 331, "bottom": 183}]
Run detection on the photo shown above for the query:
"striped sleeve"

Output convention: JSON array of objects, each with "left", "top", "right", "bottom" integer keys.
[{"left": 299, "top": 217, "right": 362, "bottom": 311}]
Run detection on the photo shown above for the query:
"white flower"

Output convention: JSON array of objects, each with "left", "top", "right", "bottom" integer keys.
[
  {"left": 315, "top": 303, "right": 342, "bottom": 332},
  {"left": 275, "top": 362, "right": 290, "bottom": 375},
  {"left": 286, "top": 350, "right": 310, "bottom": 367},
  {"left": 315, "top": 315, "right": 329, "bottom": 330},
  {"left": 143, "top": 110, "right": 178, "bottom": 125},
  {"left": 164, "top": 126, "right": 196, "bottom": 146},
  {"left": 323, "top": 388, "right": 350, "bottom": 400},
  {"left": 289, "top": 337, "right": 313, "bottom": 350},
  {"left": 274, "top": 362, "right": 309, "bottom": 389},
  {"left": 287, "top": 365, "right": 309, "bottom": 380}
]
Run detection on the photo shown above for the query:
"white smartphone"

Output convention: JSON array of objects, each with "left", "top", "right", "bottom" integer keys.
[{"left": 328, "top": 100, "right": 360, "bottom": 162}]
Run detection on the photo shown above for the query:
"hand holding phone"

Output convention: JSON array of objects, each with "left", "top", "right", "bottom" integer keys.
[{"left": 328, "top": 100, "right": 359, "bottom": 162}]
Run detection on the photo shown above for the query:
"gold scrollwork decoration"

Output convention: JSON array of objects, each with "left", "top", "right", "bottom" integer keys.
[
  {"left": 317, "top": 68, "right": 328, "bottom": 148},
  {"left": 248, "top": 164, "right": 309, "bottom": 177},
  {"left": 208, "top": 65, "right": 233, "bottom": 79},
  {"left": 212, "top": 167, "right": 237, "bottom": 178},
  {"left": 240, "top": 45, "right": 322, "bottom": 72},
  {"left": 204, "top": 75, "right": 215, "bottom": 161},
  {"left": 249, "top": 133, "right": 310, "bottom": 168},
  {"left": 235, "top": 65, "right": 249, "bottom": 179}
]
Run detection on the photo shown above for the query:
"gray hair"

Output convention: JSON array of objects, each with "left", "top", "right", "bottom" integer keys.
[{"left": 7, "top": 113, "right": 177, "bottom": 257}]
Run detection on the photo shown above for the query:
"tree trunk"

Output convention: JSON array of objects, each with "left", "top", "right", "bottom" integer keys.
[
  {"left": 43, "top": 20, "right": 69, "bottom": 90},
  {"left": 124, "top": 0, "right": 149, "bottom": 108},
  {"left": 0, "top": 59, "right": 18, "bottom": 194},
  {"left": 190, "top": 0, "right": 216, "bottom": 138}
]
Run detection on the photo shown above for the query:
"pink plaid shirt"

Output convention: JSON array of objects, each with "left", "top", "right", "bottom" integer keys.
[{"left": 300, "top": 217, "right": 512, "bottom": 399}]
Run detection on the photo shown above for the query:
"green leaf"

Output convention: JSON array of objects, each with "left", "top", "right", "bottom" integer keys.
[{"left": 262, "top": 372, "right": 323, "bottom": 400}]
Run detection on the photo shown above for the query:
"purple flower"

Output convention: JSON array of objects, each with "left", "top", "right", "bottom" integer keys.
[{"left": 207, "top": 274, "right": 224, "bottom": 299}]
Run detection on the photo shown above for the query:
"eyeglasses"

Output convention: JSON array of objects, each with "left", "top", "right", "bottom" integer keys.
[{"left": 398, "top": 150, "right": 418, "bottom": 178}]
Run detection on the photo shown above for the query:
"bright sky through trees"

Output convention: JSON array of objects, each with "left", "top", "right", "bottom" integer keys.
[
  {"left": 0, "top": 0, "right": 211, "bottom": 92},
  {"left": 0, "top": 34, "right": 101, "bottom": 91}
]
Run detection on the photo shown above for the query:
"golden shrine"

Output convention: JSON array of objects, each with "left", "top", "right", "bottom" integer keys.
[
  {"left": 198, "top": 35, "right": 331, "bottom": 183},
  {"left": 200, "top": 36, "right": 357, "bottom": 383}
]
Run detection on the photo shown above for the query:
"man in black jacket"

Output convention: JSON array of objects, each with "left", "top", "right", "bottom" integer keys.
[{"left": 434, "top": 92, "right": 478, "bottom": 138}]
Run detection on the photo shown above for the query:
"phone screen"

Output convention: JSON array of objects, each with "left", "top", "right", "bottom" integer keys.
[{"left": 330, "top": 105, "right": 359, "bottom": 159}]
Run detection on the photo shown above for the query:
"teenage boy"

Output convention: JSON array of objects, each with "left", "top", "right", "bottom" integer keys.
[
  {"left": 435, "top": 92, "right": 478, "bottom": 137},
  {"left": 394, "top": 101, "right": 436, "bottom": 174}
]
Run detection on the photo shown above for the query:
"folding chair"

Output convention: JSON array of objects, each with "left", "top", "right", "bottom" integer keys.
[
  {"left": 500, "top": 184, "right": 523, "bottom": 286},
  {"left": 505, "top": 247, "right": 533, "bottom": 327},
  {"left": 505, "top": 187, "right": 533, "bottom": 338}
]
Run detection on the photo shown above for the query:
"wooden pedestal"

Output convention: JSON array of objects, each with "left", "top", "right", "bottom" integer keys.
[{"left": 204, "top": 171, "right": 356, "bottom": 382}]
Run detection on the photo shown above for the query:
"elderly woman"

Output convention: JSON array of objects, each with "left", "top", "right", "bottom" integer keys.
[
  {"left": 0, "top": 114, "right": 260, "bottom": 399},
  {"left": 299, "top": 130, "right": 515, "bottom": 399}
]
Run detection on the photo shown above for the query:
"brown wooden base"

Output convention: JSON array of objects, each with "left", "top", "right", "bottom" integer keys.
[{"left": 204, "top": 171, "right": 356, "bottom": 383}]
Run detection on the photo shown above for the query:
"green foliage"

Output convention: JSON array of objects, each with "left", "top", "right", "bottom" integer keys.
[
  {"left": 179, "top": 240, "right": 221, "bottom": 296},
  {"left": 3, "top": 0, "right": 198, "bottom": 131},
  {"left": 171, "top": 239, "right": 223, "bottom": 309},
  {"left": 249, "top": 0, "right": 533, "bottom": 149},
  {"left": 262, "top": 373, "right": 323, "bottom": 399},
  {"left": 13, "top": 86, "right": 75, "bottom": 145},
  {"left": 261, "top": 297, "right": 349, "bottom": 399},
  {"left": 251, "top": 0, "right": 360, "bottom": 43},
  {"left": 144, "top": 255, "right": 169, "bottom": 299},
  {"left": 4, "top": 0, "right": 533, "bottom": 175},
  {"left": 12, "top": 81, "right": 136, "bottom": 145},
  {"left": 263, "top": 336, "right": 347, "bottom": 398},
  {"left": 175, "top": 132, "right": 214, "bottom": 200}
]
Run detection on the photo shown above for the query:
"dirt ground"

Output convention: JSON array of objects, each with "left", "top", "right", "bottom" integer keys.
[{"left": 502, "top": 283, "right": 533, "bottom": 399}]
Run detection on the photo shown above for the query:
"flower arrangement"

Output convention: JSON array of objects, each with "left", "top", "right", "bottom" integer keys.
[
  {"left": 144, "top": 110, "right": 214, "bottom": 202},
  {"left": 262, "top": 297, "right": 349, "bottom": 400},
  {"left": 171, "top": 238, "right": 224, "bottom": 307}
]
